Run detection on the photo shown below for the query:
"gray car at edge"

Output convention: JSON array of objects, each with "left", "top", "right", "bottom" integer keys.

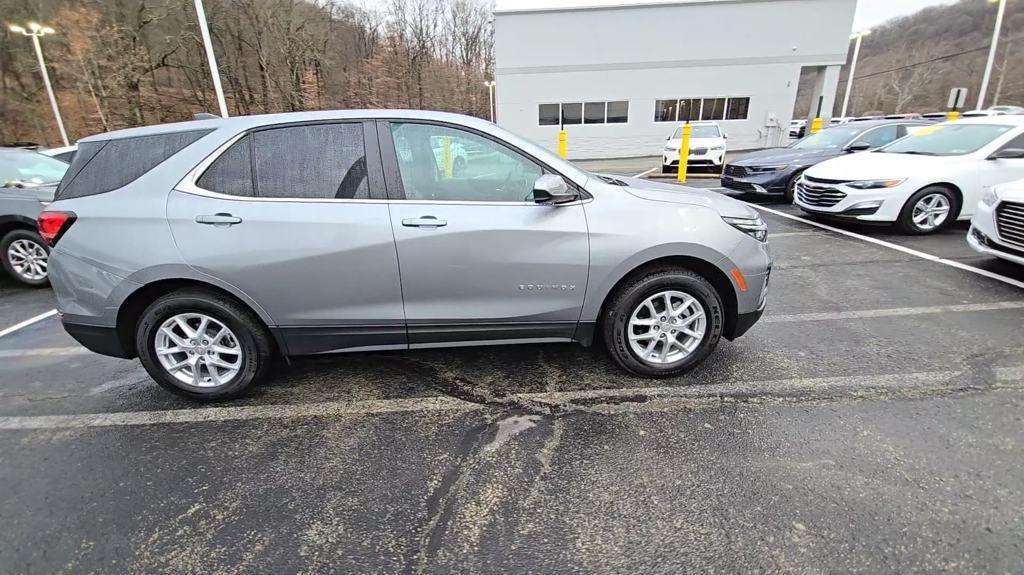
[{"left": 42, "top": 110, "right": 771, "bottom": 400}]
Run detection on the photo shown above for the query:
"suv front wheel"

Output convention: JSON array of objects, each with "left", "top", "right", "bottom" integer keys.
[
  {"left": 603, "top": 268, "right": 724, "bottom": 377},
  {"left": 136, "top": 289, "right": 273, "bottom": 401}
]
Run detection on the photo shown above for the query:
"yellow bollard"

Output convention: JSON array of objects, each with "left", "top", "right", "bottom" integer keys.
[
  {"left": 946, "top": 110, "right": 960, "bottom": 121},
  {"left": 558, "top": 129, "right": 567, "bottom": 159},
  {"left": 677, "top": 124, "right": 692, "bottom": 183},
  {"left": 443, "top": 136, "right": 453, "bottom": 178},
  {"left": 810, "top": 117, "right": 823, "bottom": 134}
]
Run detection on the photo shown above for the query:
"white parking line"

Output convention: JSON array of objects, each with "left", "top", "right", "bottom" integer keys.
[
  {"left": 763, "top": 301, "right": 1024, "bottom": 323},
  {"left": 0, "top": 309, "right": 58, "bottom": 339},
  {"left": 750, "top": 204, "right": 1024, "bottom": 291},
  {"left": 633, "top": 167, "right": 658, "bottom": 178},
  {"left": 0, "top": 347, "right": 91, "bottom": 359},
  {"left": 1, "top": 367, "right": 1020, "bottom": 430}
]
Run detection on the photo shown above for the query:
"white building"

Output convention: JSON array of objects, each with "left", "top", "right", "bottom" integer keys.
[{"left": 494, "top": 0, "right": 857, "bottom": 159}]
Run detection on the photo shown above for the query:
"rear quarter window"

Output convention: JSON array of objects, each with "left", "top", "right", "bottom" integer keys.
[{"left": 56, "top": 129, "right": 211, "bottom": 200}]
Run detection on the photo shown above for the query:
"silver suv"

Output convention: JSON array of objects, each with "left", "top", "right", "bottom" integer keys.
[{"left": 43, "top": 111, "right": 771, "bottom": 400}]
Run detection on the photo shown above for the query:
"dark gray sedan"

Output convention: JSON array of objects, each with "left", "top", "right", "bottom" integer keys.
[{"left": 0, "top": 148, "right": 67, "bottom": 286}]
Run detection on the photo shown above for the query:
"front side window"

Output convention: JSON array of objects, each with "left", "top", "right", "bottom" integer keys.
[
  {"left": 851, "top": 125, "right": 899, "bottom": 149},
  {"left": 389, "top": 122, "right": 543, "bottom": 202},
  {"left": 881, "top": 124, "right": 1015, "bottom": 156},
  {"left": 253, "top": 123, "right": 367, "bottom": 199}
]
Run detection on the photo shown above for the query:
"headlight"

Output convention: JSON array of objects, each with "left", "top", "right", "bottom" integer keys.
[
  {"left": 722, "top": 215, "right": 768, "bottom": 242},
  {"left": 710, "top": 144, "right": 726, "bottom": 151},
  {"left": 846, "top": 179, "right": 906, "bottom": 190},
  {"left": 981, "top": 187, "right": 1000, "bottom": 207},
  {"left": 664, "top": 146, "right": 678, "bottom": 153},
  {"left": 749, "top": 165, "right": 787, "bottom": 173}
]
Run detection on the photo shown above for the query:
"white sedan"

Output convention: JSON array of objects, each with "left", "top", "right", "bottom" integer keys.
[
  {"left": 794, "top": 116, "right": 1024, "bottom": 234},
  {"left": 968, "top": 178, "right": 1024, "bottom": 265}
]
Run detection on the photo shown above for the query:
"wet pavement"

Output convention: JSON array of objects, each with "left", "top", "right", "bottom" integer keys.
[{"left": 1, "top": 169, "right": 1023, "bottom": 573}]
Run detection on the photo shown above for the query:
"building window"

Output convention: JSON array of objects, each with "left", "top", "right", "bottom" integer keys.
[
  {"left": 539, "top": 104, "right": 560, "bottom": 126},
  {"left": 539, "top": 101, "right": 630, "bottom": 125},
  {"left": 607, "top": 101, "right": 628, "bottom": 123},
  {"left": 584, "top": 102, "right": 606, "bottom": 124},
  {"left": 726, "top": 97, "right": 750, "bottom": 120},
  {"left": 655, "top": 97, "right": 750, "bottom": 122}
]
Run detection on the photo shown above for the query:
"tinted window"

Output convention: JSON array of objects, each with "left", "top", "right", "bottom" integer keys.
[
  {"left": 390, "top": 122, "right": 543, "bottom": 202},
  {"left": 57, "top": 130, "right": 211, "bottom": 200},
  {"left": 539, "top": 104, "right": 559, "bottom": 126},
  {"left": 607, "top": 101, "right": 628, "bottom": 123},
  {"left": 851, "top": 125, "right": 899, "bottom": 149},
  {"left": 726, "top": 97, "right": 750, "bottom": 120},
  {"left": 701, "top": 98, "right": 726, "bottom": 121},
  {"left": 655, "top": 100, "right": 678, "bottom": 122},
  {"left": 584, "top": 102, "right": 605, "bottom": 124},
  {"left": 561, "top": 103, "right": 582, "bottom": 125},
  {"left": 253, "top": 124, "right": 367, "bottom": 199},
  {"left": 998, "top": 133, "right": 1024, "bottom": 151},
  {"left": 197, "top": 135, "right": 255, "bottom": 197}
]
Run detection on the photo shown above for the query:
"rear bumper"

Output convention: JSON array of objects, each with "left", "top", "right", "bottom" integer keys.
[{"left": 63, "top": 320, "right": 134, "bottom": 359}]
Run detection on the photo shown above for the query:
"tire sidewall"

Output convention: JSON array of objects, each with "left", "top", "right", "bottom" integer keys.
[
  {"left": 606, "top": 272, "right": 724, "bottom": 377},
  {"left": 784, "top": 171, "right": 803, "bottom": 204},
  {"left": 136, "top": 294, "right": 263, "bottom": 400},
  {"left": 1, "top": 229, "right": 50, "bottom": 288},
  {"left": 898, "top": 186, "right": 957, "bottom": 235}
]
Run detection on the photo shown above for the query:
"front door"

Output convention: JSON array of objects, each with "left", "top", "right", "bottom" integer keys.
[
  {"left": 168, "top": 121, "right": 406, "bottom": 354},
  {"left": 379, "top": 120, "right": 589, "bottom": 345}
]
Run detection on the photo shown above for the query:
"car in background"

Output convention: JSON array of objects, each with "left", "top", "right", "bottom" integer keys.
[
  {"left": 795, "top": 116, "right": 1024, "bottom": 234},
  {"left": 988, "top": 105, "right": 1024, "bottom": 115},
  {"left": 0, "top": 148, "right": 68, "bottom": 286},
  {"left": 962, "top": 109, "right": 1006, "bottom": 118},
  {"left": 40, "top": 145, "right": 77, "bottom": 164},
  {"left": 42, "top": 110, "right": 771, "bottom": 400},
  {"left": 968, "top": 177, "right": 1024, "bottom": 266},
  {"left": 662, "top": 121, "right": 727, "bottom": 173},
  {"left": 789, "top": 119, "right": 807, "bottom": 138},
  {"left": 829, "top": 117, "right": 854, "bottom": 126},
  {"left": 722, "top": 119, "right": 927, "bottom": 202},
  {"left": 885, "top": 113, "right": 923, "bottom": 120},
  {"left": 922, "top": 112, "right": 949, "bottom": 121},
  {"left": 853, "top": 115, "right": 885, "bottom": 122}
]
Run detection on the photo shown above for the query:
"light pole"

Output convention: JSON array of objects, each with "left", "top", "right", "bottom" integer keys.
[
  {"left": 978, "top": 0, "right": 1007, "bottom": 110},
  {"left": 193, "top": 0, "right": 229, "bottom": 117},
  {"left": 10, "top": 22, "right": 69, "bottom": 146},
  {"left": 484, "top": 80, "right": 496, "bottom": 123},
  {"left": 840, "top": 29, "right": 870, "bottom": 119}
]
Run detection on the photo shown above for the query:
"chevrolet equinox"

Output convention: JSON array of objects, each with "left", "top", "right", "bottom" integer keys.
[{"left": 41, "top": 111, "right": 771, "bottom": 400}]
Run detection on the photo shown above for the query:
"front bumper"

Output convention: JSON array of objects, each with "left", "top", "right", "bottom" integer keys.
[
  {"left": 968, "top": 203, "right": 1024, "bottom": 265},
  {"left": 720, "top": 168, "right": 793, "bottom": 195},
  {"left": 792, "top": 179, "right": 911, "bottom": 223},
  {"left": 663, "top": 149, "right": 726, "bottom": 167}
]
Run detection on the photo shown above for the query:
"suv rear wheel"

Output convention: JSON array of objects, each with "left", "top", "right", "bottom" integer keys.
[
  {"left": 135, "top": 289, "right": 273, "bottom": 401},
  {"left": 1, "top": 229, "right": 50, "bottom": 287},
  {"left": 602, "top": 268, "right": 724, "bottom": 377}
]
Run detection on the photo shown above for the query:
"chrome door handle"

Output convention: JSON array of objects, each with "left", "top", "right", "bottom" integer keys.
[
  {"left": 195, "top": 213, "right": 242, "bottom": 226},
  {"left": 402, "top": 216, "right": 447, "bottom": 228}
]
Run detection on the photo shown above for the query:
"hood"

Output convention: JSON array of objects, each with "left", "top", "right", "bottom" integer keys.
[
  {"left": 0, "top": 183, "right": 56, "bottom": 203},
  {"left": 612, "top": 176, "right": 759, "bottom": 219},
  {"left": 732, "top": 147, "right": 839, "bottom": 167},
  {"left": 805, "top": 151, "right": 950, "bottom": 180},
  {"left": 667, "top": 136, "right": 724, "bottom": 147}
]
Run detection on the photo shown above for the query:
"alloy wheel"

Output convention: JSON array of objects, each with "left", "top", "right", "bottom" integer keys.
[
  {"left": 7, "top": 238, "right": 48, "bottom": 281},
  {"left": 627, "top": 290, "right": 707, "bottom": 365},
  {"left": 911, "top": 193, "right": 951, "bottom": 231},
  {"left": 154, "top": 313, "right": 243, "bottom": 387}
]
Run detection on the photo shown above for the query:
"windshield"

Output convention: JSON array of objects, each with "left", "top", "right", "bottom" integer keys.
[
  {"left": 0, "top": 151, "right": 68, "bottom": 186},
  {"left": 672, "top": 125, "right": 720, "bottom": 139},
  {"left": 791, "top": 126, "right": 862, "bottom": 150},
  {"left": 881, "top": 124, "right": 1013, "bottom": 156}
]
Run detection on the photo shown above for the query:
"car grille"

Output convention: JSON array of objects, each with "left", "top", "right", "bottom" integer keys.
[
  {"left": 996, "top": 201, "right": 1024, "bottom": 247},
  {"left": 690, "top": 147, "right": 708, "bottom": 155},
  {"left": 724, "top": 164, "right": 748, "bottom": 178},
  {"left": 796, "top": 179, "right": 846, "bottom": 207}
]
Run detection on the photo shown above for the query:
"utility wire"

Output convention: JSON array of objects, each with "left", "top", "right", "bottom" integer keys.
[{"left": 849, "top": 33, "right": 1024, "bottom": 82}]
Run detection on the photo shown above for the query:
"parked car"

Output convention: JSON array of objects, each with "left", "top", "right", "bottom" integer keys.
[
  {"left": 829, "top": 117, "right": 854, "bottom": 126},
  {"left": 43, "top": 110, "right": 771, "bottom": 400},
  {"left": 40, "top": 145, "right": 77, "bottom": 164},
  {"left": 853, "top": 115, "right": 885, "bottom": 122},
  {"left": 788, "top": 119, "right": 807, "bottom": 138},
  {"left": 661, "top": 121, "right": 728, "bottom": 173},
  {"left": 962, "top": 109, "right": 1006, "bottom": 118},
  {"left": 722, "top": 120, "right": 928, "bottom": 202},
  {"left": 794, "top": 116, "right": 1024, "bottom": 234},
  {"left": 968, "top": 177, "right": 1024, "bottom": 266},
  {"left": 921, "top": 112, "right": 949, "bottom": 121},
  {"left": 885, "top": 113, "right": 923, "bottom": 120},
  {"left": 987, "top": 105, "right": 1024, "bottom": 115},
  {"left": 0, "top": 148, "right": 67, "bottom": 286}
]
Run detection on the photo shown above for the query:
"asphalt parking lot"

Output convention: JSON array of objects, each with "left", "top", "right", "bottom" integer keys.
[{"left": 1, "top": 163, "right": 1023, "bottom": 573}]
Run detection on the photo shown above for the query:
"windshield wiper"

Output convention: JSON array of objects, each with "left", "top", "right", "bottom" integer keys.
[{"left": 895, "top": 151, "right": 937, "bottom": 156}]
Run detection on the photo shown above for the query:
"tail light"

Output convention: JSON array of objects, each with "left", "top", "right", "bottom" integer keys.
[{"left": 37, "top": 211, "right": 77, "bottom": 246}]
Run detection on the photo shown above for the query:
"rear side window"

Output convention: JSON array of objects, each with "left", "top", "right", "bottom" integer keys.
[
  {"left": 56, "top": 130, "right": 211, "bottom": 200},
  {"left": 253, "top": 124, "right": 367, "bottom": 199},
  {"left": 197, "top": 135, "right": 255, "bottom": 197}
]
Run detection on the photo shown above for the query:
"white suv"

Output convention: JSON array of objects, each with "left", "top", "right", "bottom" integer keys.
[{"left": 662, "top": 122, "right": 727, "bottom": 173}]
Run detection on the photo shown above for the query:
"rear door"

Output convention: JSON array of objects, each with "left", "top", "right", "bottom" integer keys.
[
  {"left": 379, "top": 120, "right": 589, "bottom": 345},
  {"left": 168, "top": 121, "right": 406, "bottom": 354}
]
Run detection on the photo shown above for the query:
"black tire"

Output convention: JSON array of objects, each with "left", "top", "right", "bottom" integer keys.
[
  {"left": 896, "top": 185, "right": 958, "bottom": 235},
  {"left": 0, "top": 229, "right": 50, "bottom": 288},
  {"left": 662, "top": 164, "right": 671, "bottom": 174},
  {"left": 135, "top": 289, "right": 273, "bottom": 401},
  {"left": 783, "top": 171, "right": 803, "bottom": 204},
  {"left": 602, "top": 268, "right": 724, "bottom": 378}
]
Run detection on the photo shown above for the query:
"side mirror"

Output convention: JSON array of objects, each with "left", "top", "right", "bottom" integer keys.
[
  {"left": 845, "top": 141, "right": 872, "bottom": 152},
  {"left": 988, "top": 148, "right": 1024, "bottom": 160},
  {"left": 532, "top": 174, "right": 578, "bottom": 204},
  {"left": 723, "top": 133, "right": 729, "bottom": 139}
]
